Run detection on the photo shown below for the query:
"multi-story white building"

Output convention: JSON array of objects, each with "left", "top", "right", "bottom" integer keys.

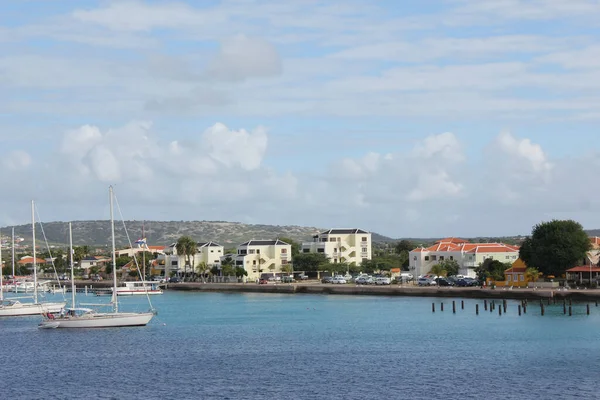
[
  {"left": 159, "top": 241, "right": 224, "bottom": 277},
  {"left": 409, "top": 237, "right": 520, "bottom": 278},
  {"left": 233, "top": 239, "right": 292, "bottom": 281},
  {"left": 301, "top": 229, "right": 372, "bottom": 266}
]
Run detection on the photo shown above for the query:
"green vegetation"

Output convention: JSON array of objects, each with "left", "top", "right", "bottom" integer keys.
[
  {"left": 475, "top": 259, "right": 511, "bottom": 282},
  {"left": 176, "top": 235, "right": 198, "bottom": 282},
  {"left": 428, "top": 259, "right": 460, "bottom": 277},
  {"left": 291, "top": 253, "right": 329, "bottom": 272},
  {"left": 519, "top": 220, "right": 591, "bottom": 276}
]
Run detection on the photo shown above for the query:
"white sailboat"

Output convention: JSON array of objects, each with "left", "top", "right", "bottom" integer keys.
[
  {"left": 39, "top": 187, "right": 155, "bottom": 328},
  {"left": 0, "top": 202, "right": 66, "bottom": 317}
]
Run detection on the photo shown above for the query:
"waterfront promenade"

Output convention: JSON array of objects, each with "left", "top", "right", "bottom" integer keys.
[{"left": 164, "top": 281, "right": 600, "bottom": 301}]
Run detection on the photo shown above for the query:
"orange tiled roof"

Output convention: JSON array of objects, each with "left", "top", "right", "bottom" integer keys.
[
  {"left": 147, "top": 245, "right": 165, "bottom": 251},
  {"left": 567, "top": 266, "right": 600, "bottom": 273},
  {"left": 415, "top": 241, "right": 519, "bottom": 253},
  {"left": 505, "top": 266, "right": 526, "bottom": 273},
  {"left": 17, "top": 256, "right": 46, "bottom": 264},
  {"left": 590, "top": 237, "right": 600, "bottom": 249}
]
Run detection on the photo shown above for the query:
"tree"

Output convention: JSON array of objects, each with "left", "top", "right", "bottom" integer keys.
[
  {"left": 475, "top": 259, "right": 509, "bottom": 282},
  {"left": 235, "top": 267, "right": 247, "bottom": 278},
  {"left": 115, "top": 255, "right": 130, "bottom": 268},
  {"left": 395, "top": 240, "right": 415, "bottom": 254},
  {"left": 176, "top": 235, "right": 198, "bottom": 282},
  {"left": 525, "top": 267, "right": 540, "bottom": 283},
  {"left": 519, "top": 220, "right": 591, "bottom": 276},
  {"left": 429, "top": 263, "right": 447, "bottom": 277},
  {"left": 292, "top": 253, "right": 329, "bottom": 272},
  {"left": 438, "top": 259, "right": 460, "bottom": 277}
]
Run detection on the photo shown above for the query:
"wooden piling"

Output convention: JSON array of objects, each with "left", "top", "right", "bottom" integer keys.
[
  {"left": 569, "top": 306, "right": 572, "bottom": 316},
  {"left": 452, "top": 301, "right": 456, "bottom": 314},
  {"left": 563, "top": 303, "right": 567, "bottom": 314},
  {"left": 476, "top": 304, "right": 479, "bottom": 315},
  {"left": 587, "top": 304, "right": 590, "bottom": 315},
  {"left": 499, "top": 306, "right": 502, "bottom": 316},
  {"left": 541, "top": 303, "right": 545, "bottom": 316},
  {"left": 484, "top": 299, "right": 488, "bottom": 311},
  {"left": 518, "top": 305, "right": 521, "bottom": 316},
  {"left": 461, "top": 300, "right": 464, "bottom": 310},
  {"left": 432, "top": 303, "right": 435, "bottom": 313},
  {"left": 441, "top": 302, "right": 444, "bottom": 312},
  {"left": 503, "top": 301, "right": 507, "bottom": 314}
]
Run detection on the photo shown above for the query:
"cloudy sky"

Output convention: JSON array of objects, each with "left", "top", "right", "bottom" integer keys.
[{"left": 1, "top": 0, "right": 600, "bottom": 239}]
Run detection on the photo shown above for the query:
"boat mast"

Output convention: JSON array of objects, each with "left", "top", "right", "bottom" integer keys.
[
  {"left": 11, "top": 227, "right": 15, "bottom": 279},
  {"left": 142, "top": 221, "right": 146, "bottom": 280},
  {"left": 32, "top": 200, "right": 38, "bottom": 304},
  {"left": 69, "top": 222, "right": 75, "bottom": 308},
  {"left": 109, "top": 186, "right": 118, "bottom": 313}
]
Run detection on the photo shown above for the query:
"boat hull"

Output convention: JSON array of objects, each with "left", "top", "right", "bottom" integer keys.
[
  {"left": 116, "top": 290, "right": 163, "bottom": 296},
  {"left": 0, "top": 302, "right": 66, "bottom": 317},
  {"left": 38, "top": 312, "right": 154, "bottom": 328}
]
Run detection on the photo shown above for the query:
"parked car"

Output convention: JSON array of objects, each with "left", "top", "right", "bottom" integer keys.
[
  {"left": 356, "top": 276, "right": 373, "bottom": 285},
  {"left": 321, "top": 276, "right": 334, "bottom": 284},
  {"left": 332, "top": 277, "right": 347, "bottom": 284},
  {"left": 168, "top": 277, "right": 181, "bottom": 283},
  {"left": 297, "top": 274, "right": 309, "bottom": 280},
  {"left": 435, "top": 277, "right": 453, "bottom": 286},
  {"left": 374, "top": 277, "right": 391, "bottom": 285},
  {"left": 91, "top": 275, "right": 103, "bottom": 282},
  {"left": 259, "top": 278, "right": 269, "bottom": 284},
  {"left": 417, "top": 277, "right": 435, "bottom": 286},
  {"left": 282, "top": 276, "right": 295, "bottom": 283}
]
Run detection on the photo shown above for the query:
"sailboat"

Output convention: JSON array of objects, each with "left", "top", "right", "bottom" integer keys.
[
  {"left": 0, "top": 203, "right": 66, "bottom": 317},
  {"left": 39, "top": 186, "right": 155, "bottom": 328}
]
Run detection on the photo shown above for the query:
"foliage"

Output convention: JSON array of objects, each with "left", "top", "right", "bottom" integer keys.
[
  {"left": 281, "top": 264, "right": 293, "bottom": 274},
  {"left": 519, "top": 220, "right": 591, "bottom": 276},
  {"left": 437, "top": 259, "right": 460, "bottom": 276},
  {"left": 176, "top": 235, "right": 198, "bottom": 282},
  {"left": 221, "top": 264, "right": 236, "bottom": 276},
  {"left": 395, "top": 240, "right": 415, "bottom": 254},
  {"left": 292, "top": 253, "right": 330, "bottom": 272},
  {"left": 115, "top": 255, "right": 130, "bottom": 268},
  {"left": 235, "top": 267, "right": 247, "bottom": 278},
  {"left": 210, "top": 266, "right": 220, "bottom": 276},
  {"left": 475, "top": 259, "right": 511, "bottom": 282},
  {"left": 428, "top": 263, "right": 448, "bottom": 277},
  {"left": 105, "top": 263, "right": 113, "bottom": 276},
  {"left": 525, "top": 267, "right": 540, "bottom": 283}
]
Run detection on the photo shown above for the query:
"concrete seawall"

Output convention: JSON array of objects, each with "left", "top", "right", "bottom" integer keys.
[{"left": 166, "top": 283, "right": 600, "bottom": 301}]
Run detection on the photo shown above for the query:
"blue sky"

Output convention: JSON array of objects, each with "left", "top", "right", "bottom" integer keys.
[{"left": 1, "top": 0, "right": 600, "bottom": 239}]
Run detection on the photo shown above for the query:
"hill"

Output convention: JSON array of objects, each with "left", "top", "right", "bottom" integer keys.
[{"left": 1, "top": 220, "right": 396, "bottom": 248}]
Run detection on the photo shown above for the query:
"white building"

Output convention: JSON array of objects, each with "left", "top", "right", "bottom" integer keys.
[
  {"left": 409, "top": 237, "right": 520, "bottom": 279},
  {"left": 159, "top": 241, "right": 224, "bottom": 277},
  {"left": 233, "top": 239, "right": 292, "bottom": 281},
  {"left": 301, "top": 228, "right": 372, "bottom": 266}
]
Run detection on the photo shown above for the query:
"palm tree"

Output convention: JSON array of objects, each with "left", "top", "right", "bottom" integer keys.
[
  {"left": 429, "top": 263, "right": 447, "bottom": 277},
  {"left": 176, "top": 236, "right": 197, "bottom": 282},
  {"left": 525, "top": 267, "right": 540, "bottom": 284}
]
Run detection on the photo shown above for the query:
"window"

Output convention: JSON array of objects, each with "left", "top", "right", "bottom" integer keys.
[
  {"left": 431, "top": 255, "right": 437, "bottom": 261},
  {"left": 333, "top": 248, "right": 338, "bottom": 253},
  {"left": 218, "top": 250, "right": 221, "bottom": 253},
  {"left": 362, "top": 237, "right": 367, "bottom": 242},
  {"left": 257, "top": 249, "right": 260, "bottom": 254},
  {"left": 505, "top": 256, "right": 510, "bottom": 259},
  {"left": 361, "top": 247, "right": 367, "bottom": 253},
  {"left": 449, "top": 256, "right": 453, "bottom": 260},
  {"left": 281, "top": 249, "right": 287, "bottom": 254},
  {"left": 333, "top": 259, "right": 337, "bottom": 263},
  {"left": 239, "top": 250, "right": 247, "bottom": 255},
  {"left": 282, "top": 260, "right": 288, "bottom": 265},
  {"left": 252, "top": 260, "right": 256, "bottom": 265},
  {"left": 211, "top": 250, "right": 214, "bottom": 253},
  {"left": 249, "top": 249, "right": 255, "bottom": 254},
  {"left": 507, "top": 275, "right": 512, "bottom": 281},
  {"left": 439, "top": 256, "right": 445, "bottom": 261},
  {"left": 330, "top": 238, "right": 337, "bottom": 242},
  {"left": 425, "top": 256, "right": 430, "bottom": 261},
  {"left": 214, "top": 260, "right": 219, "bottom": 263},
  {"left": 317, "top": 249, "right": 324, "bottom": 253},
  {"left": 413, "top": 256, "right": 417, "bottom": 260},
  {"left": 303, "top": 249, "right": 310, "bottom": 253},
  {"left": 171, "top": 261, "right": 178, "bottom": 266},
  {"left": 520, "top": 275, "right": 524, "bottom": 281}
]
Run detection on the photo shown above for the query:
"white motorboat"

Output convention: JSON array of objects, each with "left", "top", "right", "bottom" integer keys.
[
  {"left": 116, "top": 281, "right": 163, "bottom": 296},
  {"left": 39, "top": 187, "right": 156, "bottom": 329}
]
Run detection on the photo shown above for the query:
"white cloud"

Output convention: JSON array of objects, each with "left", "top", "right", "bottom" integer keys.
[
  {"left": 495, "top": 131, "right": 552, "bottom": 173},
  {"left": 206, "top": 35, "right": 282, "bottom": 81},
  {"left": 2, "top": 150, "right": 32, "bottom": 170},
  {"left": 201, "top": 123, "right": 268, "bottom": 171},
  {"left": 412, "top": 132, "right": 464, "bottom": 163}
]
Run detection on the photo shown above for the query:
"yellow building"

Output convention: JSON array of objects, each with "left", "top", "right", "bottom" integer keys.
[{"left": 503, "top": 258, "right": 528, "bottom": 287}]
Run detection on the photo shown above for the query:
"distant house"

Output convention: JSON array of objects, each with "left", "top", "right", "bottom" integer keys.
[
  {"left": 566, "top": 265, "right": 600, "bottom": 284},
  {"left": 159, "top": 241, "right": 224, "bottom": 277},
  {"left": 80, "top": 256, "right": 110, "bottom": 272},
  {"left": 234, "top": 239, "right": 292, "bottom": 280},
  {"left": 503, "top": 258, "right": 528, "bottom": 287},
  {"left": 301, "top": 228, "right": 372, "bottom": 266},
  {"left": 409, "top": 238, "right": 520, "bottom": 279},
  {"left": 17, "top": 256, "right": 46, "bottom": 268}
]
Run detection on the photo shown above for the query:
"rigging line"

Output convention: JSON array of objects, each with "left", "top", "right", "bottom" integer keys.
[
  {"left": 112, "top": 189, "right": 156, "bottom": 311},
  {"left": 34, "top": 206, "right": 67, "bottom": 302}
]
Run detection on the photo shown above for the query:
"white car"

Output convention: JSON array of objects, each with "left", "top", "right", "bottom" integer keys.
[
  {"left": 332, "top": 277, "right": 347, "bottom": 284},
  {"left": 374, "top": 277, "right": 391, "bottom": 285}
]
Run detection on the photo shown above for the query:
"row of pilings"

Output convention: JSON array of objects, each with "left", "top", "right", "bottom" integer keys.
[{"left": 432, "top": 297, "right": 598, "bottom": 316}]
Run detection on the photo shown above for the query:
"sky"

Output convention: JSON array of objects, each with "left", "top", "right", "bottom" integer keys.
[{"left": 1, "top": 0, "right": 600, "bottom": 239}]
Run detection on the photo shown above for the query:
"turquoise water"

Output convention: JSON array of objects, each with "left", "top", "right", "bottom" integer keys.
[{"left": 1, "top": 292, "right": 599, "bottom": 399}]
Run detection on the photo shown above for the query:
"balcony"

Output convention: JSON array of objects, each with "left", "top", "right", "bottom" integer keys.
[{"left": 462, "top": 261, "right": 476, "bottom": 267}]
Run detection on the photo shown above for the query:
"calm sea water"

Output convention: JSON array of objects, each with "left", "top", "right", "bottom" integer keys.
[{"left": 1, "top": 291, "right": 599, "bottom": 399}]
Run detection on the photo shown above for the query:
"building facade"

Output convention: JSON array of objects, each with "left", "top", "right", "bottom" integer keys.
[
  {"left": 233, "top": 239, "right": 292, "bottom": 281},
  {"left": 159, "top": 241, "right": 224, "bottom": 277},
  {"left": 301, "top": 229, "right": 372, "bottom": 266},
  {"left": 409, "top": 237, "right": 520, "bottom": 278}
]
